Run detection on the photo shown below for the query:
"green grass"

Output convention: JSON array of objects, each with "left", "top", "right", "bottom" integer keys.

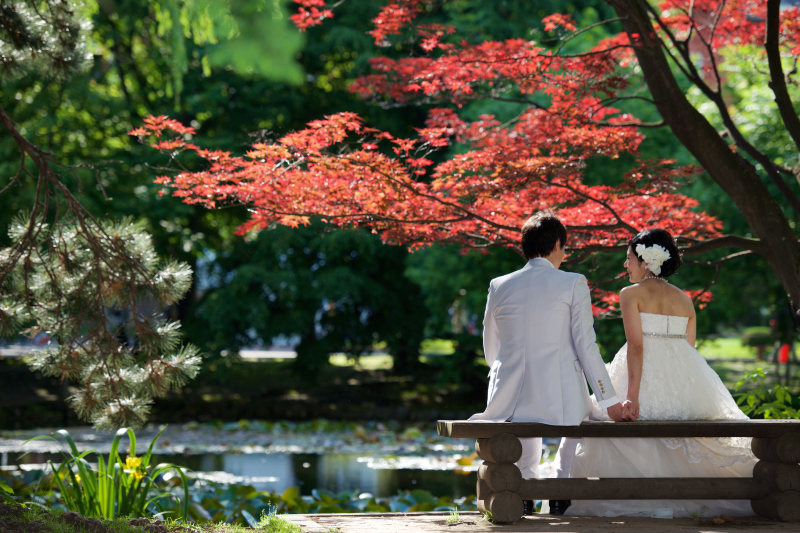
[
  {"left": 3, "top": 503, "right": 153, "bottom": 533},
  {"left": 445, "top": 510, "right": 460, "bottom": 525},
  {"left": 328, "top": 354, "right": 393, "bottom": 370},
  {"left": 686, "top": 505, "right": 708, "bottom": 520},
  {"left": 696, "top": 338, "right": 758, "bottom": 359},
  {"left": 420, "top": 339, "right": 456, "bottom": 356},
  {"left": 258, "top": 509, "right": 305, "bottom": 533},
  {"left": 3, "top": 502, "right": 306, "bottom": 533}
]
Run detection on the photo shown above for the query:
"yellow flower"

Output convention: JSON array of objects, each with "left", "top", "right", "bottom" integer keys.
[
  {"left": 131, "top": 470, "right": 145, "bottom": 482},
  {"left": 125, "top": 456, "right": 142, "bottom": 470},
  {"left": 75, "top": 474, "right": 81, "bottom": 484}
]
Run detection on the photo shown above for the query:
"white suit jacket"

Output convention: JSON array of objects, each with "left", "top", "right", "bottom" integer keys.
[{"left": 469, "top": 258, "right": 619, "bottom": 426}]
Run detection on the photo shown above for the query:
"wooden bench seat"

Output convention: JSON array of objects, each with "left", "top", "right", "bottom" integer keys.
[{"left": 437, "top": 419, "right": 800, "bottom": 523}]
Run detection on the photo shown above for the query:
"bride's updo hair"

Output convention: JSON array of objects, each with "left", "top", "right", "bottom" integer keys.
[{"left": 629, "top": 228, "right": 682, "bottom": 278}]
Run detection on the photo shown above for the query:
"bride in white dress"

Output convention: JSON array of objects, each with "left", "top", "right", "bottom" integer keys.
[{"left": 564, "top": 228, "right": 757, "bottom": 519}]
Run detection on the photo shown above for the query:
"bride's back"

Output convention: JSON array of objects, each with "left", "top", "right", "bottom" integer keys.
[{"left": 631, "top": 279, "right": 695, "bottom": 318}]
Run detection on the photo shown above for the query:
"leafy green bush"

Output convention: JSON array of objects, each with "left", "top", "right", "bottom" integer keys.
[
  {"left": 24, "top": 426, "right": 189, "bottom": 520},
  {"left": 734, "top": 369, "right": 799, "bottom": 419}
]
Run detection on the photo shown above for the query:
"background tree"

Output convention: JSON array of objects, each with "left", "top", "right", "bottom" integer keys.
[
  {"left": 139, "top": 0, "right": 800, "bottom": 325},
  {"left": 0, "top": 0, "right": 310, "bottom": 427},
  {"left": 189, "top": 221, "right": 428, "bottom": 374}
]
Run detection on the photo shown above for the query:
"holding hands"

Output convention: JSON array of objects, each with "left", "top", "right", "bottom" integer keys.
[
  {"left": 623, "top": 398, "right": 640, "bottom": 420},
  {"left": 607, "top": 400, "right": 639, "bottom": 422}
]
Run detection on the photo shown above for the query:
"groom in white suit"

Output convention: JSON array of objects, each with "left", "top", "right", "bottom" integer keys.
[{"left": 469, "top": 212, "right": 632, "bottom": 514}]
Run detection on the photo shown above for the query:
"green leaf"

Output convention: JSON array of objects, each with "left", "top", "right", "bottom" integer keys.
[
  {"left": 241, "top": 509, "right": 258, "bottom": 527},
  {"left": 281, "top": 487, "right": 300, "bottom": 501},
  {"left": 363, "top": 504, "right": 388, "bottom": 512},
  {"left": 205, "top": 0, "right": 304, "bottom": 84}
]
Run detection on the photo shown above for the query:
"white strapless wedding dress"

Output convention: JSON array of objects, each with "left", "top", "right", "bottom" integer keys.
[{"left": 565, "top": 312, "right": 758, "bottom": 519}]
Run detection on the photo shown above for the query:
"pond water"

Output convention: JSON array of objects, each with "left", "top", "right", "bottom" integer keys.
[
  {"left": 2, "top": 450, "right": 483, "bottom": 498},
  {"left": 0, "top": 422, "right": 558, "bottom": 499}
]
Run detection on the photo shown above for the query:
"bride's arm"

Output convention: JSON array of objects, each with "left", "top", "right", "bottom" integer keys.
[
  {"left": 687, "top": 311, "right": 697, "bottom": 347},
  {"left": 620, "top": 287, "right": 643, "bottom": 418}
]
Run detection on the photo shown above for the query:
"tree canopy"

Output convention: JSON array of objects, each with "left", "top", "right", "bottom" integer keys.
[{"left": 137, "top": 0, "right": 800, "bottom": 318}]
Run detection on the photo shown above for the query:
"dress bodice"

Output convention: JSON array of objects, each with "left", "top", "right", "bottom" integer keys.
[{"left": 640, "top": 312, "right": 689, "bottom": 335}]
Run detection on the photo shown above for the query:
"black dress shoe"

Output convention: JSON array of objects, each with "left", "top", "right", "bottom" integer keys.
[
  {"left": 523, "top": 499, "right": 535, "bottom": 516},
  {"left": 549, "top": 500, "right": 571, "bottom": 515}
]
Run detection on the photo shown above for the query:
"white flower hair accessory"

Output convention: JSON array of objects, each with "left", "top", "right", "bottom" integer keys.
[{"left": 635, "top": 243, "right": 671, "bottom": 276}]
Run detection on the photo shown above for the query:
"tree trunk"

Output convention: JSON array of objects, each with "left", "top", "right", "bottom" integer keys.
[{"left": 607, "top": 0, "right": 800, "bottom": 318}]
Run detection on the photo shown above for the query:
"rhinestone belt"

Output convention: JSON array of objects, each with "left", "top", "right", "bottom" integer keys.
[{"left": 642, "top": 332, "right": 689, "bottom": 339}]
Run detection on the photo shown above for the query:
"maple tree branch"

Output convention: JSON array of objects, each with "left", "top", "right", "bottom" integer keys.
[
  {"left": 592, "top": 120, "right": 665, "bottom": 128},
  {"left": 554, "top": 17, "right": 624, "bottom": 55},
  {"left": 555, "top": 44, "right": 634, "bottom": 59},
  {"left": 342, "top": 158, "right": 523, "bottom": 233},
  {"left": 644, "top": 6, "right": 705, "bottom": 88},
  {"left": 683, "top": 250, "right": 755, "bottom": 267},
  {"left": 677, "top": 235, "right": 767, "bottom": 256},
  {"left": 568, "top": 223, "right": 635, "bottom": 233},
  {"left": 561, "top": 251, "right": 594, "bottom": 265},
  {"left": 549, "top": 180, "right": 640, "bottom": 235},
  {"left": 597, "top": 95, "right": 657, "bottom": 106},
  {"left": 643, "top": 2, "right": 800, "bottom": 215},
  {"left": 485, "top": 96, "right": 548, "bottom": 111},
  {"left": 255, "top": 208, "right": 471, "bottom": 226},
  {"left": 766, "top": 0, "right": 800, "bottom": 154},
  {"left": 690, "top": 262, "right": 722, "bottom": 305}
]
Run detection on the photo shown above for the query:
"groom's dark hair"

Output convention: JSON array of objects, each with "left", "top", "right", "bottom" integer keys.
[{"left": 521, "top": 211, "right": 567, "bottom": 259}]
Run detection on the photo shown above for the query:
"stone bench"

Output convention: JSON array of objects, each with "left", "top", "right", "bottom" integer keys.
[{"left": 437, "top": 419, "right": 800, "bottom": 523}]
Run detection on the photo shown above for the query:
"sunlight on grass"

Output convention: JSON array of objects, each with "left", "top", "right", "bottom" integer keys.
[
  {"left": 697, "top": 338, "right": 757, "bottom": 359},
  {"left": 420, "top": 339, "right": 456, "bottom": 355},
  {"left": 328, "top": 354, "right": 394, "bottom": 370}
]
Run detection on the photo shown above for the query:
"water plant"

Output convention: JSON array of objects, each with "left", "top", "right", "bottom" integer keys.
[
  {"left": 6, "top": 462, "right": 477, "bottom": 524},
  {"left": 23, "top": 426, "right": 189, "bottom": 521}
]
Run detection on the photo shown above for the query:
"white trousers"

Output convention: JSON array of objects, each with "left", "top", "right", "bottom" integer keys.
[
  {"left": 516, "top": 438, "right": 542, "bottom": 479},
  {"left": 552, "top": 437, "right": 581, "bottom": 479},
  {"left": 517, "top": 436, "right": 583, "bottom": 481}
]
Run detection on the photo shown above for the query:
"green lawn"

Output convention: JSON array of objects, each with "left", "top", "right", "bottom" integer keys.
[
  {"left": 696, "top": 337, "right": 758, "bottom": 359},
  {"left": 326, "top": 337, "right": 797, "bottom": 391},
  {"left": 328, "top": 353, "right": 394, "bottom": 370}
]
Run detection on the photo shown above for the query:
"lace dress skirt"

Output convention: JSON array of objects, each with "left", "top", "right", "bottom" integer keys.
[{"left": 565, "top": 313, "right": 757, "bottom": 519}]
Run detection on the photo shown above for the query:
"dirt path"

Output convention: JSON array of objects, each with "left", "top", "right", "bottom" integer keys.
[{"left": 285, "top": 511, "right": 797, "bottom": 532}]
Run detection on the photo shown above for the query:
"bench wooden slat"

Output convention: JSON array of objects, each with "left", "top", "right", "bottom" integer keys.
[
  {"left": 437, "top": 419, "right": 800, "bottom": 439},
  {"left": 517, "top": 477, "right": 774, "bottom": 500}
]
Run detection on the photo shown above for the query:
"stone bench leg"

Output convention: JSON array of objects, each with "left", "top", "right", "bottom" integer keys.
[
  {"left": 475, "top": 432, "right": 524, "bottom": 522},
  {"left": 751, "top": 433, "right": 800, "bottom": 522}
]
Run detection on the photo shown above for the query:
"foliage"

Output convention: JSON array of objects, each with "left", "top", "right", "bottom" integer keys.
[
  {"left": 6, "top": 463, "right": 479, "bottom": 524},
  {"left": 0, "top": 0, "right": 319, "bottom": 426},
  {"left": 0, "top": 505, "right": 157, "bottom": 533},
  {"left": 22, "top": 426, "right": 190, "bottom": 520},
  {"left": 1, "top": 217, "right": 200, "bottom": 429},
  {"left": 734, "top": 369, "right": 800, "bottom": 419},
  {"left": 257, "top": 510, "right": 303, "bottom": 533},
  {"left": 741, "top": 327, "right": 775, "bottom": 348},
  {"left": 135, "top": 0, "right": 800, "bottom": 319},
  {"left": 0, "top": 0, "right": 93, "bottom": 80},
  {"left": 188, "top": 221, "right": 428, "bottom": 372}
]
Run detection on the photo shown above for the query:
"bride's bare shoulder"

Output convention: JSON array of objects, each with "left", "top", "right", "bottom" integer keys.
[
  {"left": 665, "top": 281, "right": 696, "bottom": 314},
  {"left": 619, "top": 284, "right": 643, "bottom": 302}
]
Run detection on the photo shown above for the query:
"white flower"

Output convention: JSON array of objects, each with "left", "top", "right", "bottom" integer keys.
[{"left": 635, "top": 243, "right": 671, "bottom": 276}]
